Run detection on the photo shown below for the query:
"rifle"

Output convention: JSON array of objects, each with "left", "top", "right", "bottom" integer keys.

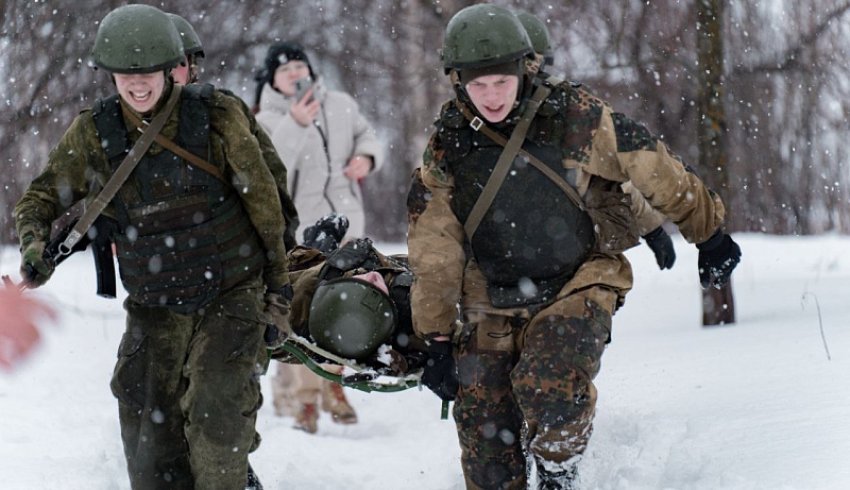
[{"left": 36, "top": 215, "right": 118, "bottom": 298}]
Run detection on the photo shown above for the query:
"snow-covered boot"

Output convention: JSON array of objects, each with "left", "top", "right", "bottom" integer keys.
[{"left": 536, "top": 462, "right": 578, "bottom": 490}]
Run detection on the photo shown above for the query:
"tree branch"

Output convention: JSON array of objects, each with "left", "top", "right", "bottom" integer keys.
[{"left": 733, "top": 2, "right": 850, "bottom": 75}]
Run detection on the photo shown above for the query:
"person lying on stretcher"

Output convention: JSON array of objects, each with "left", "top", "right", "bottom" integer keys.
[{"left": 267, "top": 232, "right": 431, "bottom": 385}]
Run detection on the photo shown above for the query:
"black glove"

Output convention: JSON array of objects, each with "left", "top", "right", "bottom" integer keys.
[
  {"left": 302, "top": 213, "right": 350, "bottom": 254},
  {"left": 696, "top": 230, "right": 741, "bottom": 289},
  {"left": 421, "top": 340, "right": 459, "bottom": 401},
  {"left": 643, "top": 226, "right": 676, "bottom": 270}
]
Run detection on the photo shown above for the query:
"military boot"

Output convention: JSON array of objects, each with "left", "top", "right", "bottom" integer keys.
[
  {"left": 246, "top": 463, "right": 263, "bottom": 490},
  {"left": 293, "top": 403, "right": 319, "bottom": 434},
  {"left": 536, "top": 461, "right": 578, "bottom": 490},
  {"left": 322, "top": 381, "right": 358, "bottom": 425}
]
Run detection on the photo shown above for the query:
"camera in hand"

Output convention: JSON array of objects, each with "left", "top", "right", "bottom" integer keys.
[{"left": 294, "top": 77, "right": 313, "bottom": 102}]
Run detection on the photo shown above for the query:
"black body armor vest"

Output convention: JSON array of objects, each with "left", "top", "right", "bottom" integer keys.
[
  {"left": 437, "top": 95, "right": 595, "bottom": 307},
  {"left": 92, "top": 85, "right": 265, "bottom": 313}
]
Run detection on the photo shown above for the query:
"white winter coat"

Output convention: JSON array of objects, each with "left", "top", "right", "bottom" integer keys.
[{"left": 256, "top": 79, "right": 383, "bottom": 240}]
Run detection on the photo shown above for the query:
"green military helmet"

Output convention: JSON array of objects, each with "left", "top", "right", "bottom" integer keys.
[
  {"left": 441, "top": 4, "right": 533, "bottom": 72},
  {"left": 168, "top": 13, "right": 205, "bottom": 58},
  {"left": 91, "top": 4, "right": 184, "bottom": 74},
  {"left": 308, "top": 278, "right": 396, "bottom": 360},
  {"left": 516, "top": 11, "right": 553, "bottom": 62}
]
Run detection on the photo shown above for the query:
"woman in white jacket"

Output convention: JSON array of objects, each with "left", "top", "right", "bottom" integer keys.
[
  {"left": 255, "top": 42, "right": 383, "bottom": 240},
  {"left": 255, "top": 41, "right": 383, "bottom": 433}
]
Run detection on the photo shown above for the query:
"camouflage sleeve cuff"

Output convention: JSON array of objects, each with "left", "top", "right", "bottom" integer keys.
[{"left": 16, "top": 223, "right": 50, "bottom": 250}]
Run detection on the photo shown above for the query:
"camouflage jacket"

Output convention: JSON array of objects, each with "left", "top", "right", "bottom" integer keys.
[
  {"left": 14, "top": 80, "right": 290, "bottom": 291},
  {"left": 222, "top": 89, "right": 300, "bottom": 250},
  {"left": 407, "top": 79, "right": 725, "bottom": 338}
]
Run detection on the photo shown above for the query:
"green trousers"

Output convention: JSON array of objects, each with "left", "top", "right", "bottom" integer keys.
[{"left": 110, "top": 279, "right": 267, "bottom": 489}]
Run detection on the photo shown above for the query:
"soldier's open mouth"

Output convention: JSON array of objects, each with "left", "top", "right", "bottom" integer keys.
[{"left": 129, "top": 90, "right": 152, "bottom": 103}]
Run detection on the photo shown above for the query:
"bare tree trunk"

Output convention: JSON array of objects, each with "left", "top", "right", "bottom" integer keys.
[{"left": 696, "top": 0, "right": 736, "bottom": 326}]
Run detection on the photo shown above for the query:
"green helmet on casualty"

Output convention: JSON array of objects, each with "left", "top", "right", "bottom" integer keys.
[
  {"left": 308, "top": 278, "right": 396, "bottom": 360},
  {"left": 91, "top": 4, "right": 184, "bottom": 73},
  {"left": 441, "top": 4, "right": 533, "bottom": 73}
]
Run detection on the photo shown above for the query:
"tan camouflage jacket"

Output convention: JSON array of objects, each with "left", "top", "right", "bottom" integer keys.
[
  {"left": 14, "top": 80, "right": 290, "bottom": 290},
  {"left": 407, "top": 82, "right": 725, "bottom": 339},
  {"left": 624, "top": 182, "right": 667, "bottom": 236},
  {"left": 524, "top": 65, "right": 669, "bottom": 236}
]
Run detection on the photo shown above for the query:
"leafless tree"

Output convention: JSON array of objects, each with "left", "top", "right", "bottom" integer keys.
[
  {"left": 2, "top": 0, "right": 849, "bottom": 246},
  {"left": 695, "top": 0, "right": 736, "bottom": 326}
]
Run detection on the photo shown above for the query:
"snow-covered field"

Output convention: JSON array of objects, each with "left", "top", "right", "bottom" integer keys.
[{"left": 1, "top": 233, "right": 848, "bottom": 489}]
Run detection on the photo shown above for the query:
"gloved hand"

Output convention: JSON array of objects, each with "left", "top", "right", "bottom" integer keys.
[
  {"left": 264, "top": 284, "right": 294, "bottom": 350},
  {"left": 643, "top": 226, "right": 676, "bottom": 270},
  {"left": 421, "top": 340, "right": 459, "bottom": 401},
  {"left": 20, "top": 240, "right": 53, "bottom": 288},
  {"left": 697, "top": 230, "right": 741, "bottom": 289},
  {"left": 302, "top": 213, "right": 350, "bottom": 254}
]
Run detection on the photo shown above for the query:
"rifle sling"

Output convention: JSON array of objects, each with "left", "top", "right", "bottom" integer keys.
[
  {"left": 453, "top": 77, "right": 586, "bottom": 236},
  {"left": 121, "top": 106, "right": 226, "bottom": 184},
  {"left": 58, "top": 85, "right": 183, "bottom": 256}
]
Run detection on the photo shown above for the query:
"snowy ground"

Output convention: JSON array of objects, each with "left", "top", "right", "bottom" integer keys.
[{"left": 1, "top": 233, "right": 848, "bottom": 489}]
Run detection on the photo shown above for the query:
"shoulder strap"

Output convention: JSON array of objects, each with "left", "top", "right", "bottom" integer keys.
[
  {"left": 57, "top": 85, "right": 183, "bottom": 256},
  {"left": 91, "top": 95, "right": 127, "bottom": 160},
  {"left": 120, "top": 94, "right": 225, "bottom": 183},
  {"left": 177, "top": 83, "right": 214, "bottom": 161},
  {"left": 460, "top": 80, "right": 550, "bottom": 238}
]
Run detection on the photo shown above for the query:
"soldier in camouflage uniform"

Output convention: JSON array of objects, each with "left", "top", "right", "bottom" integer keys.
[
  {"left": 14, "top": 5, "right": 292, "bottom": 489},
  {"left": 166, "top": 14, "right": 293, "bottom": 489},
  {"left": 407, "top": 4, "right": 741, "bottom": 489},
  {"left": 168, "top": 12, "right": 300, "bottom": 250}
]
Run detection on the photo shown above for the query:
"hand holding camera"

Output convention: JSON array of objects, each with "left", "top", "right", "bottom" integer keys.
[{"left": 289, "top": 77, "right": 320, "bottom": 127}]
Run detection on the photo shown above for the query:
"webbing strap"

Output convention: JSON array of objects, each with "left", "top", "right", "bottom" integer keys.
[
  {"left": 121, "top": 106, "right": 226, "bottom": 183},
  {"left": 461, "top": 82, "right": 552, "bottom": 238},
  {"left": 454, "top": 76, "right": 586, "bottom": 217},
  {"left": 57, "top": 85, "right": 183, "bottom": 256}
]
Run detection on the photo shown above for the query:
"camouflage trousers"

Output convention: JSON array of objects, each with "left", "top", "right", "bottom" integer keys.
[
  {"left": 110, "top": 279, "right": 268, "bottom": 490},
  {"left": 454, "top": 286, "right": 617, "bottom": 490}
]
